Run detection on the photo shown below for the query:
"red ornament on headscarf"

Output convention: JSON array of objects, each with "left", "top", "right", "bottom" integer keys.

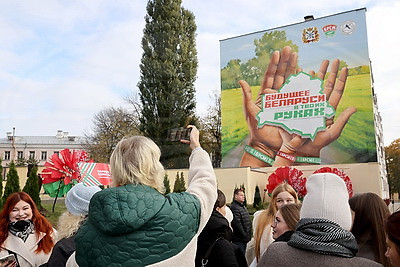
[
  {"left": 313, "top": 167, "right": 353, "bottom": 197},
  {"left": 267, "top": 166, "right": 307, "bottom": 199}
]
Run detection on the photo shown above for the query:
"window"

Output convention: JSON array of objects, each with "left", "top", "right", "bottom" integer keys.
[
  {"left": 41, "top": 151, "right": 47, "bottom": 161},
  {"left": 17, "top": 151, "right": 23, "bottom": 159},
  {"left": 54, "top": 151, "right": 59, "bottom": 156},
  {"left": 29, "top": 151, "right": 35, "bottom": 159},
  {"left": 4, "top": 151, "right": 10, "bottom": 160}
]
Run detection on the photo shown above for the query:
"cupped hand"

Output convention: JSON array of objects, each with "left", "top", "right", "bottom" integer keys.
[
  {"left": 239, "top": 46, "right": 298, "bottom": 166},
  {"left": 295, "top": 59, "right": 357, "bottom": 158}
]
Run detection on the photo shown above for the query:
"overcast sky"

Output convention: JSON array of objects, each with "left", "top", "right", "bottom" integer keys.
[{"left": 0, "top": 0, "right": 399, "bottom": 146}]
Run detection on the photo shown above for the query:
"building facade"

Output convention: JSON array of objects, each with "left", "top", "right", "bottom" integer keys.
[{"left": 0, "top": 130, "right": 86, "bottom": 168}]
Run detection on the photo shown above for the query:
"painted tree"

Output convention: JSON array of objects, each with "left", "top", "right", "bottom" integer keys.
[
  {"left": 2, "top": 162, "right": 20, "bottom": 203},
  {"left": 23, "top": 165, "right": 42, "bottom": 210},
  {"left": 163, "top": 174, "right": 171, "bottom": 194},
  {"left": 221, "top": 30, "right": 298, "bottom": 89},
  {"left": 138, "top": 0, "right": 198, "bottom": 168},
  {"left": 385, "top": 138, "right": 400, "bottom": 197}
]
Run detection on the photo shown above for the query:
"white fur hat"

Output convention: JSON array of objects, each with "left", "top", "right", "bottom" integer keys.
[
  {"left": 65, "top": 183, "right": 101, "bottom": 216},
  {"left": 300, "top": 172, "right": 352, "bottom": 231}
]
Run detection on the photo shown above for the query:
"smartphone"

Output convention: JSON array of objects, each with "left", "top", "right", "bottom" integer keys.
[
  {"left": 0, "top": 254, "right": 17, "bottom": 267},
  {"left": 167, "top": 127, "right": 191, "bottom": 142}
]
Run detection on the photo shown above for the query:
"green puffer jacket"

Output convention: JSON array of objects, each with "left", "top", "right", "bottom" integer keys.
[{"left": 75, "top": 184, "right": 201, "bottom": 266}]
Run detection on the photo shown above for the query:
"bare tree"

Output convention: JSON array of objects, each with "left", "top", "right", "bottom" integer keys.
[
  {"left": 84, "top": 107, "right": 140, "bottom": 163},
  {"left": 200, "top": 91, "right": 221, "bottom": 167}
]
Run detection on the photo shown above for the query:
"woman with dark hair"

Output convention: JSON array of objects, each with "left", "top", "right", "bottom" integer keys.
[
  {"left": 196, "top": 189, "right": 246, "bottom": 267},
  {"left": 349, "top": 192, "right": 390, "bottom": 266},
  {"left": 385, "top": 210, "right": 400, "bottom": 267},
  {"left": 0, "top": 192, "right": 55, "bottom": 266}
]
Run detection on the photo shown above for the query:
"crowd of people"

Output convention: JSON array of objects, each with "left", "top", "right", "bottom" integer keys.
[{"left": 0, "top": 126, "right": 400, "bottom": 266}]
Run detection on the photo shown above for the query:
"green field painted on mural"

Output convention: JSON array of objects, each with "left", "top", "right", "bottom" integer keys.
[{"left": 221, "top": 74, "right": 376, "bottom": 163}]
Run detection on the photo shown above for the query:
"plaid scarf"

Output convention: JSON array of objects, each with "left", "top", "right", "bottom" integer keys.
[
  {"left": 288, "top": 218, "right": 358, "bottom": 258},
  {"left": 9, "top": 220, "right": 34, "bottom": 242}
]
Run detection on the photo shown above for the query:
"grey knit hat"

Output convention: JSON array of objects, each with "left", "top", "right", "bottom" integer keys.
[
  {"left": 300, "top": 172, "right": 352, "bottom": 231},
  {"left": 65, "top": 183, "right": 101, "bottom": 216}
]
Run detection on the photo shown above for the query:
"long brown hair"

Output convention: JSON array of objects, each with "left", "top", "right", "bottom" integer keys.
[
  {"left": 349, "top": 193, "right": 390, "bottom": 267},
  {"left": 254, "top": 183, "right": 298, "bottom": 261},
  {"left": 279, "top": 203, "right": 301, "bottom": 231},
  {"left": 0, "top": 192, "right": 54, "bottom": 254},
  {"left": 386, "top": 211, "right": 400, "bottom": 256}
]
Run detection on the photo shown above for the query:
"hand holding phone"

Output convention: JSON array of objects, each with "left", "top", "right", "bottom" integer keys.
[
  {"left": 167, "top": 127, "right": 191, "bottom": 142},
  {"left": 0, "top": 254, "right": 17, "bottom": 267},
  {"left": 180, "top": 125, "right": 200, "bottom": 150}
]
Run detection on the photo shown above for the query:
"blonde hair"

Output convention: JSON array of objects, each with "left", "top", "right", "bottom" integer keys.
[
  {"left": 56, "top": 211, "right": 86, "bottom": 241},
  {"left": 110, "top": 136, "right": 165, "bottom": 193},
  {"left": 255, "top": 183, "right": 298, "bottom": 261}
]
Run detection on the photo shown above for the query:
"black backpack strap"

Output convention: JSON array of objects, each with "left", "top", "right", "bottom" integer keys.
[{"left": 201, "top": 237, "right": 223, "bottom": 267}]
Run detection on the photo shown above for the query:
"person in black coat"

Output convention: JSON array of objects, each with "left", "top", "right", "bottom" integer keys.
[
  {"left": 230, "top": 189, "right": 252, "bottom": 254},
  {"left": 196, "top": 190, "right": 247, "bottom": 267}
]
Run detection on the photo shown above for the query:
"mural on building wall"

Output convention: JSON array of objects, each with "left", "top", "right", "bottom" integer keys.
[{"left": 220, "top": 8, "right": 377, "bottom": 168}]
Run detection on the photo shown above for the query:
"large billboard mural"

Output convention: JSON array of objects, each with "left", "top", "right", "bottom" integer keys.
[{"left": 220, "top": 8, "right": 377, "bottom": 168}]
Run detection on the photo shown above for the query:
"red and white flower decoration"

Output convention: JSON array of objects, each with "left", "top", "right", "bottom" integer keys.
[
  {"left": 267, "top": 166, "right": 307, "bottom": 199},
  {"left": 313, "top": 167, "right": 353, "bottom": 197}
]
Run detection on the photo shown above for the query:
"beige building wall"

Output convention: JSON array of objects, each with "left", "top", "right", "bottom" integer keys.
[
  {"left": 2, "top": 163, "right": 387, "bottom": 204},
  {"left": 167, "top": 162, "right": 386, "bottom": 205}
]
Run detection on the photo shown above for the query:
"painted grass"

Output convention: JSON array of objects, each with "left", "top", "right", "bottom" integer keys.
[{"left": 221, "top": 74, "right": 377, "bottom": 163}]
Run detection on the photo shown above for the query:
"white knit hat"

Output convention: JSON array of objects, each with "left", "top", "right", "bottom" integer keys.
[
  {"left": 65, "top": 183, "right": 101, "bottom": 216},
  {"left": 300, "top": 172, "right": 352, "bottom": 231}
]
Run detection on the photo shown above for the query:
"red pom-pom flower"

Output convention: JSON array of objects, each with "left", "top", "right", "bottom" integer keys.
[
  {"left": 267, "top": 166, "right": 307, "bottom": 199},
  {"left": 313, "top": 167, "right": 353, "bottom": 197}
]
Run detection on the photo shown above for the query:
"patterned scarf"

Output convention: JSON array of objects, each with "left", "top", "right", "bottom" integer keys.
[
  {"left": 288, "top": 218, "right": 358, "bottom": 258},
  {"left": 9, "top": 219, "right": 34, "bottom": 242}
]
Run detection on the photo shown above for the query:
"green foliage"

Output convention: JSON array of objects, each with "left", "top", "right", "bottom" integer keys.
[
  {"left": 348, "top": 65, "right": 370, "bottom": 76},
  {"left": 221, "top": 30, "right": 298, "bottom": 90},
  {"left": 174, "top": 172, "right": 186, "bottom": 193},
  {"left": 2, "top": 162, "right": 20, "bottom": 203},
  {"left": 179, "top": 172, "right": 186, "bottom": 191},
  {"left": 22, "top": 166, "right": 42, "bottom": 210},
  {"left": 253, "top": 185, "right": 262, "bottom": 209},
  {"left": 339, "top": 60, "right": 348, "bottom": 71},
  {"left": 173, "top": 172, "right": 186, "bottom": 193},
  {"left": 221, "top": 59, "right": 242, "bottom": 90},
  {"left": 138, "top": 0, "right": 198, "bottom": 168},
  {"left": 385, "top": 138, "right": 400, "bottom": 195},
  {"left": 163, "top": 174, "right": 171, "bottom": 194}
]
